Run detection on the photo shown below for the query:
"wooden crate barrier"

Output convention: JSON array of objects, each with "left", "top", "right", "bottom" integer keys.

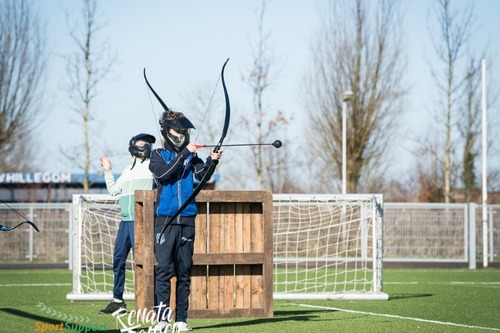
[{"left": 134, "top": 190, "right": 274, "bottom": 318}]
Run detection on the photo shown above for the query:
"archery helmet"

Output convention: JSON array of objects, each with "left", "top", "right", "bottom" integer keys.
[
  {"left": 160, "top": 111, "right": 195, "bottom": 152},
  {"left": 128, "top": 133, "right": 156, "bottom": 159},
  {"left": 143, "top": 70, "right": 195, "bottom": 152}
]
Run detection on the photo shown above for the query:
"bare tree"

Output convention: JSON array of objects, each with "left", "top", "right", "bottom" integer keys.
[
  {"left": 63, "top": 0, "right": 114, "bottom": 193},
  {"left": 304, "top": 0, "right": 406, "bottom": 193},
  {"left": 427, "top": 0, "right": 475, "bottom": 203},
  {"left": 414, "top": 141, "right": 446, "bottom": 202},
  {"left": 458, "top": 57, "right": 482, "bottom": 202},
  {"left": 240, "top": 0, "right": 292, "bottom": 191},
  {"left": 0, "top": 0, "right": 45, "bottom": 172}
]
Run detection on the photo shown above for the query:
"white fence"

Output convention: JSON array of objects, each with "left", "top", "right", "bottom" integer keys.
[
  {"left": 0, "top": 201, "right": 499, "bottom": 267},
  {"left": 384, "top": 203, "right": 499, "bottom": 268},
  {"left": 0, "top": 203, "right": 72, "bottom": 264}
]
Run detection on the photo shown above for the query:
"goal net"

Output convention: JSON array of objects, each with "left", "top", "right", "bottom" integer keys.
[
  {"left": 67, "top": 194, "right": 135, "bottom": 301},
  {"left": 273, "top": 194, "right": 387, "bottom": 300},
  {"left": 67, "top": 193, "right": 387, "bottom": 301}
]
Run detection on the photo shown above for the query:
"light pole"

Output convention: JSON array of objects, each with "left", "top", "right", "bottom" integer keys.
[{"left": 342, "top": 90, "right": 353, "bottom": 194}]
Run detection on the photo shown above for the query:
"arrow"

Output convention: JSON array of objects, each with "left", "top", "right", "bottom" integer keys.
[{"left": 194, "top": 139, "right": 282, "bottom": 149}]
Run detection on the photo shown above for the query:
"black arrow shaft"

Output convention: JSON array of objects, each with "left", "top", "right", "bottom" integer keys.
[
  {"left": 202, "top": 143, "right": 273, "bottom": 147},
  {"left": 198, "top": 139, "right": 282, "bottom": 149}
]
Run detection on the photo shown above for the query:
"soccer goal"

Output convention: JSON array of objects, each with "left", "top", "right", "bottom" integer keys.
[
  {"left": 67, "top": 193, "right": 387, "bottom": 301},
  {"left": 272, "top": 194, "right": 387, "bottom": 300},
  {"left": 67, "top": 194, "right": 135, "bottom": 301}
]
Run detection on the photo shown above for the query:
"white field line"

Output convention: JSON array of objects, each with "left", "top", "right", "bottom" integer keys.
[
  {"left": 0, "top": 283, "right": 71, "bottom": 287},
  {"left": 450, "top": 281, "right": 500, "bottom": 285},
  {"left": 385, "top": 281, "right": 500, "bottom": 285},
  {"left": 293, "top": 303, "right": 500, "bottom": 331}
]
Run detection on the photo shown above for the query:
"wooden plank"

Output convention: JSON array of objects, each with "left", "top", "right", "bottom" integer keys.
[
  {"left": 134, "top": 197, "right": 146, "bottom": 312},
  {"left": 198, "top": 191, "right": 270, "bottom": 203},
  {"left": 251, "top": 202, "right": 264, "bottom": 252},
  {"left": 242, "top": 203, "right": 252, "bottom": 309},
  {"left": 207, "top": 203, "right": 221, "bottom": 310},
  {"left": 190, "top": 265, "right": 207, "bottom": 310},
  {"left": 250, "top": 202, "right": 265, "bottom": 309},
  {"left": 262, "top": 191, "right": 274, "bottom": 317},
  {"left": 193, "top": 253, "right": 265, "bottom": 265},
  {"left": 234, "top": 203, "right": 245, "bottom": 309},
  {"left": 251, "top": 265, "right": 264, "bottom": 308},
  {"left": 218, "top": 203, "right": 228, "bottom": 310},
  {"left": 222, "top": 203, "right": 235, "bottom": 309},
  {"left": 191, "top": 201, "right": 208, "bottom": 310},
  {"left": 195, "top": 202, "right": 208, "bottom": 255},
  {"left": 134, "top": 190, "right": 157, "bottom": 313},
  {"left": 189, "top": 308, "right": 266, "bottom": 318}
]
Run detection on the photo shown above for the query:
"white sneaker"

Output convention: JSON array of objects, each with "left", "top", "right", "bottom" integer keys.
[
  {"left": 172, "top": 322, "right": 192, "bottom": 332},
  {"left": 152, "top": 321, "right": 172, "bottom": 332}
]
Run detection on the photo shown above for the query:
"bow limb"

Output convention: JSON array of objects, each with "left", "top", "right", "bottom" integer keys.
[
  {"left": 0, "top": 221, "right": 40, "bottom": 232},
  {"left": 0, "top": 200, "right": 40, "bottom": 232},
  {"left": 214, "top": 58, "right": 231, "bottom": 153},
  {"left": 157, "top": 58, "right": 230, "bottom": 242}
]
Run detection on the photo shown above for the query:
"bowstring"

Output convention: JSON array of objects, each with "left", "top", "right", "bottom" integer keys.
[
  {"left": 144, "top": 84, "right": 163, "bottom": 142},
  {"left": 193, "top": 74, "right": 222, "bottom": 143}
]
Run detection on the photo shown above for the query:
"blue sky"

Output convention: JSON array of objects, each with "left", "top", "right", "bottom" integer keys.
[{"left": 34, "top": 0, "right": 500, "bottom": 185}]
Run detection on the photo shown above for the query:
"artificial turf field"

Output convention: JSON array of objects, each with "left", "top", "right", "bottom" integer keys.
[{"left": 0, "top": 268, "right": 499, "bottom": 332}]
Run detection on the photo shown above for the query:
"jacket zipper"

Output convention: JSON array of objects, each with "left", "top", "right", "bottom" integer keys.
[{"left": 176, "top": 167, "right": 181, "bottom": 224}]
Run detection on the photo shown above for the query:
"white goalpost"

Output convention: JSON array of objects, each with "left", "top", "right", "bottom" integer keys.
[
  {"left": 272, "top": 194, "right": 387, "bottom": 300},
  {"left": 67, "top": 193, "right": 387, "bottom": 301},
  {"left": 67, "top": 194, "right": 135, "bottom": 301}
]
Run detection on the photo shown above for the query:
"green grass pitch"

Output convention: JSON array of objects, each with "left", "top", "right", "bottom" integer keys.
[{"left": 0, "top": 268, "right": 499, "bottom": 332}]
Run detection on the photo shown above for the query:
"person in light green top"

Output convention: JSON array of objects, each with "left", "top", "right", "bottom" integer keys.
[{"left": 98, "top": 133, "right": 155, "bottom": 314}]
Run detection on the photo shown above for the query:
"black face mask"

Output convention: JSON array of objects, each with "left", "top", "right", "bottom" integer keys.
[
  {"left": 165, "top": 130, "right": 190, "bottom": 152},
  {"left": 128, "top": 133, "right": 156, "bottom": 158},
  {"left": 129, "top": 143, "right": 152, "bottom": 159}
]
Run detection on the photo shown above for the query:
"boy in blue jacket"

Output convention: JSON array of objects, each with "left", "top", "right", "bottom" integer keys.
[{"left": 149, "top": 110, "right": 222, "bottom": 331}]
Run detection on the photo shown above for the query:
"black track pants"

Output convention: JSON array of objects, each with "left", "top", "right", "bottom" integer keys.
[{"left": 154, "top": 222, "right": 195, "bottom": 323}]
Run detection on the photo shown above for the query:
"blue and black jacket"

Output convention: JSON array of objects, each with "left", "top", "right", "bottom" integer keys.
[{"left": 149, "top": 144, "right": 216, "bottom": 225}]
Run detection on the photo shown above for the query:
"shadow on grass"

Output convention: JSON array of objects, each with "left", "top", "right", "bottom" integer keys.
[
  {"left": 1, "top": 307, "right": 367, "bottom": 331},
  {"left": 195, "top": 308, "right": 346, "bottom": 330},
  {"left": 0, "top": 308, "right": 119, "bottom": 333},
  {"left": 388, "top": 293, "right": 434, "bottom": 300}
]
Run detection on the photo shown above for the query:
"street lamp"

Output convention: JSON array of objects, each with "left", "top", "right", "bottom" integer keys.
[{"left": 342, "top": 90, "right": 353, "bottom": 194}]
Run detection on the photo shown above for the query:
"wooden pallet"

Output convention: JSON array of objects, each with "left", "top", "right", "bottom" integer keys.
[{"left": 134, "top": 190, "right": 273, "bottom": 318}]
